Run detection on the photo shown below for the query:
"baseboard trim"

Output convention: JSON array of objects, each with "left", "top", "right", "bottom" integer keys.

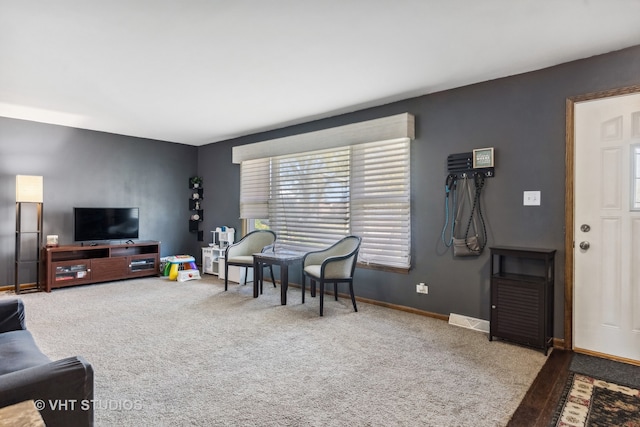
[
  {"left": 356, "top": 295, "right": 449, "bottom": 321},
  {"left": 288, "top": 281, "right": 449, "bottom": 321},
  {"left": 553, "top": 338, "right": 565, "bottom": 350}
]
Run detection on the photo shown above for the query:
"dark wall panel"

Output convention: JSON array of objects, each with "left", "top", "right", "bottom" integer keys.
[
  {"left": 0, "top": 118, "right": 200, "bottom": 286},
  {"left": 197, "top": 45, "right": 640, "bottom": 338}
]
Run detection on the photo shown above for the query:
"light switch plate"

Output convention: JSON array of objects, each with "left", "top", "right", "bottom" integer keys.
[{"left": 523, "top": 191, "right": 541, "bottom": 206}]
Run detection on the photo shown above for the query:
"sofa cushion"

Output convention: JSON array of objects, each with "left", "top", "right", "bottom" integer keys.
[{"left": 0, "top": 330, "right": 51, "bottom": 375}]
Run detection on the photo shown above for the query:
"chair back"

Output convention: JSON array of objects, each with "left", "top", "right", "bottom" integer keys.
[
  {"left": 320, "top": 235, "right": 361, "bottom": 279},
  {"left": 226, "top": 230, "right": 276, "bottom": 258}
]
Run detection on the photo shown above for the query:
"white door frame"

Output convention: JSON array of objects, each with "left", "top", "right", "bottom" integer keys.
[{"left": 564, "top": 84, "right": 640, "bottom": 362}]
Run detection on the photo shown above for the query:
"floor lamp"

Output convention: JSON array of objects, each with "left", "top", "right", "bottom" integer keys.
[{"left": 15, "top": 175, "right": 43, "bottom": 294}]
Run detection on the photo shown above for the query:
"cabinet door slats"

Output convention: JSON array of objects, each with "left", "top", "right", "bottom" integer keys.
[{"left": 489, "top": 246, "right": 555, "bottom": 354}]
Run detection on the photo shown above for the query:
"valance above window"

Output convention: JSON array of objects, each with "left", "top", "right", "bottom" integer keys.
[{"left": 233, "top": 113, "right": 414, "bottom": 163}]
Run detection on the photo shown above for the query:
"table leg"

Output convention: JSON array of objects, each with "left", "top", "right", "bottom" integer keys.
[
  {"left": 281, "top": 265, "right": 288, "bottom": 305},
  {"left": 253, "top": 258, "right": 259, "bottom": 298}
]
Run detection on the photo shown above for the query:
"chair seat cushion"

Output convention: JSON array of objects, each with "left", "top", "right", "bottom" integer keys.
[
  {"left": 304, "top": 265, "right": 322, "bottom": 279},
  {"left": 227, "top": 255, "right": 254, "bottom": 265},
  {"left": 0, "top": 330, "right": 51, "bottom": 375},
  {"left": 305, "top": 264, "right": 352, "bottom": 280}
]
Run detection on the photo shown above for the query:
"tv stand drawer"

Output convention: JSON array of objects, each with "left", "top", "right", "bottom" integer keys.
[{"left": 91, "top": 257, "right": 128, "bottom": 281}]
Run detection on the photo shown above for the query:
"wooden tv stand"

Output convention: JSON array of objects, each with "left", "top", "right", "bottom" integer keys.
[{"left": 44, "top": 241, "right": 160, "bottom": 292}]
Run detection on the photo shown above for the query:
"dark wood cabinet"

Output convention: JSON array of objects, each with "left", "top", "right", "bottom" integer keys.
[
  {"left": 45, "top": 241, "right": 160, "bottom": 291},
  {"left": 489, "top": 246, "right": 555, "bottom": 354}
]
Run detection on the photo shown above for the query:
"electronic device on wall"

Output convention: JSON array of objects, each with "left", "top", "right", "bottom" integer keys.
[
  {"left": 446, "top": 148, "right": 495, "bottom": 180},
  {"left": 441, "top": 148, "right": 494, "bottom": 257},
  {"left": 472, "top": 147, "right": 494, "bottom": 169}
]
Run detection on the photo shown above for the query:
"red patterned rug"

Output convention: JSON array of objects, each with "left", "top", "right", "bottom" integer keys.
[{"left": 551, "top": 372, "right": 640, "bottom": 426}]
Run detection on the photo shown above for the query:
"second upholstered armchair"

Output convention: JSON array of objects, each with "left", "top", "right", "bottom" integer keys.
[
  {"left": 224, "top": 230, "right": 277, "bottom": 291},
  {"left": 301, "top": 235, "right": 361, "bottom": 316}
]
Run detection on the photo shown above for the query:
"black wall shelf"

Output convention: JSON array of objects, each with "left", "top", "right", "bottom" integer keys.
[
  {"left": 447, "top": 152, "right": 495, "bottom": 180},
  {"left": 189, "top": 177, "right": 204, "bottom": 241}
]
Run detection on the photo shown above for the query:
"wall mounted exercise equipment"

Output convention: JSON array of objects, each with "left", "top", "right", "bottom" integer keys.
[
  {"left": 442, "top": 150, "right": 493, "bottom": 256},
  {"left": 441, "top": 174, "right": 458, "bottom": 248}
]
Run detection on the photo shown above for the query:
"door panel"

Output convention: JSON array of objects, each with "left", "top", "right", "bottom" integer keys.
[{"left": 574, "top": 93, "right": 640, "bottom": 362}]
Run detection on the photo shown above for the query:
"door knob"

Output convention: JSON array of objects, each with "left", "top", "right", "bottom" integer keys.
[{"left": 579, "top": 241, "right": 590, "bottom": 250}]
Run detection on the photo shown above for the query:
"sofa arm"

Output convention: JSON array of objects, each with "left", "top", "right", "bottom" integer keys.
[
  {"left": 0, "top": 299, "right": 26, "bottom": 333},
  {"left": 0, "top": 356, "right": 94, "bottom": 427}
]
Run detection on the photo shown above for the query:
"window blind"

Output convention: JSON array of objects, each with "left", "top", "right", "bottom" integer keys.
[
  {"left": 270, "top": 147, "right": 351, "bottom": 253},
  {"left": 237, "top": 113, "right": 414, "bottom": 270},
  {"left": 239, "top": 158, "right": 270, "bottom": 219},
  {"left": 351, "top": 138, "right": 410, "bottom": 268}
]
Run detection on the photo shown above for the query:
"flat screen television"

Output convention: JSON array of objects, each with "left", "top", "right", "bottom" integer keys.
[{"left": 74, "top": 207, "right": 139, "bottom": 242}]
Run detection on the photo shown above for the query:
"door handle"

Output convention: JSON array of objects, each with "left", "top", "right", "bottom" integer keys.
[{"left": 579, "top": 241, "right": 590, "bottom": 250}]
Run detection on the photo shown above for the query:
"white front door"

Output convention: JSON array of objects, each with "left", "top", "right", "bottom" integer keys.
[{"left": 574, "top": 92, "right": 640, "bottom": 362}]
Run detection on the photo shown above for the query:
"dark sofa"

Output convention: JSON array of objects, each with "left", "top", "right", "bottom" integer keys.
[{"left": 0, "top": 299, "right": 94, "bottom": 426}]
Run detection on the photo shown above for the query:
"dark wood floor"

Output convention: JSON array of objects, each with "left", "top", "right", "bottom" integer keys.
[{"left": 507, "top": 349, "right": 573, "bottom": 427}]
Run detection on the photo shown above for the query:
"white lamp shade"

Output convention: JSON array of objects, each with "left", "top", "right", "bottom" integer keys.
[{"left": 16, "top": 175, "right": 43, "bottom": 203}]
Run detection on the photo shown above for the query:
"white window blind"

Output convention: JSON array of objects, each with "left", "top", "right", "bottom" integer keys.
[
  {"left": 270, "top": 147, "right": 350, "bottom": 253},
  {"left": 237, "top": 113, "right": 414, "bottom": 270},
  {"left": 351, "top": 138, "right": 410, "bottom": 268},
  {"left": 239, "top": 139, "right": 411, "bottom": 269},
  {"left": 239, "top": 158, "right": 270, "bottom": 219}
]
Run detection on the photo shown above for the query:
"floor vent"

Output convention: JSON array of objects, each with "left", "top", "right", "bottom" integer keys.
[{"left": 448, "top": 313, "right": 490, "bottom": 333}]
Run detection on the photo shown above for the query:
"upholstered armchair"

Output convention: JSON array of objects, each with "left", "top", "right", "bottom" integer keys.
[
  {"left": 301, "top": 235, "right": 362, "bottom": 316},
  {"left": 224, "top": 230, "right": 277, "bottom": 291},
  {"left": 0, "top": 299, "right": 94, "bottom": 426}
]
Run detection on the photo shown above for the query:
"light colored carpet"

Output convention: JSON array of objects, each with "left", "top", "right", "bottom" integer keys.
[{"left": 2, "top": 276, "right": 547, "bottom": 426}]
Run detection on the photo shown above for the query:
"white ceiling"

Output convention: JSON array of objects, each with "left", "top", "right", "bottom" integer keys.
[{"left": 2, "top": 1, "right": 640, "bottom": 146}]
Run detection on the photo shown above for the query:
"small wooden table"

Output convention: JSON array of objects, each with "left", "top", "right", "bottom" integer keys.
[{"left": 253, "top": 251, "right": 304, "bottom": 305}]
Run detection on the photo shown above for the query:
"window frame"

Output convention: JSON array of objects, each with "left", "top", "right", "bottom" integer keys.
[{"left": 240, "top": 138, "right": 411, "bottom": 271}]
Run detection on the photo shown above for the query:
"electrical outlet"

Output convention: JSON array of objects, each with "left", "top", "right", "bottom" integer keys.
[
  {"left": 416, "top": 283, "right": 429, "bottom": 294},
  {"left": 523, "top": 191, "right": 541, "bottom": 206}
]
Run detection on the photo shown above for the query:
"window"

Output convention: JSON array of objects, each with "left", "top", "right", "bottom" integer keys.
[
  {"left": 351, "top": 138, "right": 410, "bottom": 268},
  {"left": 270, "top": 147, "right": 351, "bottom": 251},
  {"left": 240, "top": 138, "right": 410, "bottom": 269},
  {"left": 234, "top": 113, "right": 414, "bottom": 270}
]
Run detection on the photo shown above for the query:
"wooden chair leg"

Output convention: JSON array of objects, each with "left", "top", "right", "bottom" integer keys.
[
  {"left": 224, "top": 262, "right": 229, "bottom": 291},
  {"left": 334, "top": 282, "right": 338, "bottom": 301},
  {"left": 311, "top": 280, "right": 316, "bottom": 297},
  {"left": 349, "top": 282, "right": 357, "bottom": 312},
  {"left": 244, "top": 267, "right": 248, "bottom": 285},
  {"left": 319, "top": 281, "right": 324, "bottom": 316},
  {"left": 301, "top": 274, "right": 306, "bottom": 304}
]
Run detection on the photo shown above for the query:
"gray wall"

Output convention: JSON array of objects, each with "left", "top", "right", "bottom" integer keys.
[
  {"left": 0, "top": 118, "right": 202, "bottom": 286},
  {"left": 2, "top": 45, "right": 639, "bottom": 339},
  {"left": 197, "top": 45, "right": 640, "bottom": 339}
]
